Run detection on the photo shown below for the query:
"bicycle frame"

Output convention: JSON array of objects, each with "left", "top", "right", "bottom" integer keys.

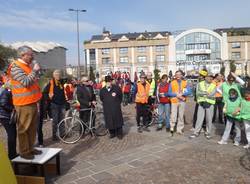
[{"left": 78, "top": 108, "right": 95, "bottom": 129}]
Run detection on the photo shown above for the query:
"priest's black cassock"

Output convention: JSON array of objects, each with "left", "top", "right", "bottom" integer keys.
[{"left": 99, "top": 85, "right": 124, "bottom": 133}]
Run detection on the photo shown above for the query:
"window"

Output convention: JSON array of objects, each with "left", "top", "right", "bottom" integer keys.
[
  {"left": 101, "top": 48, "right": 110, "bottom": 55},
  {"left": 137, "top": 56, "right": 147, "bottom": 62},
  {"left": 119, "top": 47, "right": 128, "bottom": 54},
  {"left": 186, "top": 43, "right": 210, "bottom": 50},
  {"left": 176, "top": 44, "right": 185, "bottom": 51},
  {"left": 186, "top": 44, "right": 195, "bottom": 50},
  {"left": 120, "top": 57, "right": 128, "bottom": 63},
  {"left": 102, "top": 57, "right": 111, "bottom": 64},
  {"left": 89, "top": 49, "right": 96, "bottom": 60},
  {"left": 232, "top": 42, "right": 240, "bottom": 48},
  {"left": 137, "top": 46, "right": 146, "bottom": 53},
  {"left": 156, "top": 45, "right": 165, "bottom": 52},
  {"left": 186, "top": 55, "right": 209, "bottom": 61},
  {"left": 232, "top": 52, "right": 241, "bottom": 59},
  {"left": 156, "top": 55, "right": 165, "bottom": 62}
]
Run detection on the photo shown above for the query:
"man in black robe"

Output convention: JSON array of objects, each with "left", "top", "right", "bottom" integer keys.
[{"left": 100, "top": 76, "right": 124, "bottom": 139}]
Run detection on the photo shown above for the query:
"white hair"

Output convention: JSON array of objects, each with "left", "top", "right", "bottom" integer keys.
[
  {"left": 53, "top": 69, "right": 61, "bottom": 75},
  {"left": 17, "top": 46, "right": 32, "bottom": 57}
]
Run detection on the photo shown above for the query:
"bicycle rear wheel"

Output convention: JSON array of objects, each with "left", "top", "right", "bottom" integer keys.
[
  {"left": 57, "top": 117, "right": 84, "bottom": 144},
  {"left": 94, "top": 111, "right": 108, "bottom": 136},
  {"left": 148, "top": 110, "right": 159, "bottom": 127}
]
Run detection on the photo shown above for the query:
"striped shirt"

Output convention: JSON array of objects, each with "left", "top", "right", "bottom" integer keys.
[{"left": 10, "top": 59, "right": 37, "bottom": 88}]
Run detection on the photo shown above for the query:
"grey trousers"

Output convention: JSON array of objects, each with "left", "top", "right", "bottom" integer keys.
[
  {"left": 221, "top": 117, "right": 241, "bottom": 143},
  {"left": 194, "top": 105, "right": 214, "bottom": 135}
]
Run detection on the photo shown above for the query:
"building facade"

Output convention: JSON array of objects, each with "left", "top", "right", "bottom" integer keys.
[{"left": 84, "top": 27, "right": 250, "bottom": 80}]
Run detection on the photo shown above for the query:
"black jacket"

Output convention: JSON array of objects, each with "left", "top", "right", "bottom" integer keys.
[
  {"left": 48, "top": 79, "right": 66, "bottom": 105},
  {"left": 76, "top": 84, "right": 96, "bottom": 109},
  {"left": 0, "top": 87, "right": 14, "bottom": 120}
]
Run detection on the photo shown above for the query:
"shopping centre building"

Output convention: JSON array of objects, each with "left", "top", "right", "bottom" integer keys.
[{"left": 84, "top": 27, "right": 250, "bottom": 79}]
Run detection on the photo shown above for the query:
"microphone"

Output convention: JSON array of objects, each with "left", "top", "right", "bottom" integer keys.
[{"left": 33, "top": 60, "right": 42, "bottom": 77}]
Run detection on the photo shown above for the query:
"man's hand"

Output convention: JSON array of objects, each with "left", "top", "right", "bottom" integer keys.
[
  {"left": 159, "top": 93, "right": 165, "bottom": 97},
  {"left": 230, "top": 72, "right": 237, "bottom": 78},
  {"left": 49, "top": 93, "right": 54, "bottom": 99},
  {"left": 180, "top": 96, "right": 185, "bottom": 101},
  {"left": 91, "top": 101, "right": 97, "bottom": 106},
  {"left": 232, "top": 107, "right": 241, "bottom": 116},
  {"left": 176, "top": 93, "right": 183, "bottom": 98},
  {"left": 33, "top": 63, "right": 40, "bottom": 72}
]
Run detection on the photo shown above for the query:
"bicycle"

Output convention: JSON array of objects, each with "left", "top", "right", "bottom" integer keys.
[
  {"left": 57, "top": 105, "right": 108, "bottom": 144},
  {"left": 147, "top": 103, "right": 159, "bottom": 127}
]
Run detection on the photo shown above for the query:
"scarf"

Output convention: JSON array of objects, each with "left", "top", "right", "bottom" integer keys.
[{"left": 49, "top": 79, "right": 63, "bottom": 99}]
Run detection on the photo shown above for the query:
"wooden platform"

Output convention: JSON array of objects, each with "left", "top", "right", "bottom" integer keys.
[{"left": 12, "top": 148, "right": 62, "bottom": 184}]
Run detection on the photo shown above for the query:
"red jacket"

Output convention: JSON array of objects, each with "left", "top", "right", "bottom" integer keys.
[
  {"left": 123, "top": 83, "right": 131, "bottom": 93},
  {"left": 158, "top": 82, "right": 170, "bottom": 104}
]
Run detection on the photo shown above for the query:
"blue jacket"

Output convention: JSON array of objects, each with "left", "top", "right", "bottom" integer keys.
[{"left": 0, "top": 87, "right": 14, "bottom": 120}]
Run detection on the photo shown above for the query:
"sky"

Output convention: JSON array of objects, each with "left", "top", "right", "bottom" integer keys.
[{"left": 0, "top": 0, "right": 250, "bottom": 66}]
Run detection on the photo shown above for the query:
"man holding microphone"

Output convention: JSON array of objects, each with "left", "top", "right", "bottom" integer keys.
[{"left": 9, "top": 46, "right": 42, "bottom": 159}]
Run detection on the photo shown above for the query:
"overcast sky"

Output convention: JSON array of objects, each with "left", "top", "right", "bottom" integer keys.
[{"left": 0, "top": 0, "right": 250, "bottom": 65}]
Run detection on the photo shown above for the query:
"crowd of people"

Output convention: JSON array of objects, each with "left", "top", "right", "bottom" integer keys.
[
  {"left": 1, "top": 46, "right": 250, "bottom": 162},
  {"left": 102, "top": 69, "right": 250, "bottom": 149}
]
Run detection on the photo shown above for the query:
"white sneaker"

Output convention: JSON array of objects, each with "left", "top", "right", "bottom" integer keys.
[
  {"left": 189, "top": 134, "right": 198, "bottom": 139},
  {"left": 243, "top": 144, "right": 250, "bottom": 149},
  {"left": 218, "top": 140, "right": 227, "bottom": 145},
  {"left": 233, "top": 142, "right": 240, "bottom": 146},
  {"left": 205, "top": 135, "right": 211, "bottom": 140},
  {"left": 190, "top": 127, "right": 195, "bottom": 131}
]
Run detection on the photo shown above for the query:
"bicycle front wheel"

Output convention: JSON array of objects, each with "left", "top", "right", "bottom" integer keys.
[
  {"left": 94, "top": 111, "right": 108, "bottom": 136},
  {"left": 57, "top": 116, "right": 84, "bottom": 144}
]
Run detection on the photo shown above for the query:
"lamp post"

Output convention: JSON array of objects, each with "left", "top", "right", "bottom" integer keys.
[{"left": 69, "top": 8, "right": 86, "bottom": 79}]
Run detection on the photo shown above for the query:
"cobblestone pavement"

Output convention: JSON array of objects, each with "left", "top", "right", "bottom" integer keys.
[{"left": 1, "top": 100, "right": 250, "bottom": 184}]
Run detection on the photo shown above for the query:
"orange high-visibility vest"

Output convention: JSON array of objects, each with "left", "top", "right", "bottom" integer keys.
[
  {"left": 10, "top": 60, "right": 42, "bottom": 106},
  {"left": 213, "top": 80, "right": 222, "bottom": 98},
  {"left": 135, "top": 82, "right": 150, "bottom": 104},
  {"left": 170, "top": 80, "right": 187, "bottom": 104},
  {"left": 64, "top": 83, "right": 74, "bottom": 101}
]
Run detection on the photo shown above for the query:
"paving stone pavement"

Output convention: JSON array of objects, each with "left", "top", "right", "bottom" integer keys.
[{"left": 1, "top": 100, "right": 250, "bottom": 184}]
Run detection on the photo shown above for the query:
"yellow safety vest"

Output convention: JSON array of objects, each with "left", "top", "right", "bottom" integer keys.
[
  {"left": 197, "top": 81, "right": 216, "bottom": 105},
  {"left": 148, "top": 79, "right": 156, "bottom": 96}
]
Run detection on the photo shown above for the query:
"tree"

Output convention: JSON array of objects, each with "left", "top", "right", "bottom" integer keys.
[
  {"left": 153, "top": 69, "right": 161, "bottom": 82},
  {"left": 0, "top": 44, "right": 17, "bottom": 71},
  {"left": 89, "top": 66, "right": 96, "bottom": 82},
  {"left": 220, "top": 64, "right": 225, "bottom": 75},
  {"left": 168, "top": 70, "right": 173, "bottom": 79},
  {"left": 229, "top": 60, "right": 236, "bottom": 73}
]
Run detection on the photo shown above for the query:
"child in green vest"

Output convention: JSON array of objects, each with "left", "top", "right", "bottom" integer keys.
[
  {"left": 240, "top": 89, "right": 250, "bottom": 149},
  {"left": 218, "top": 88, "right": 242, "bottom": 146}
]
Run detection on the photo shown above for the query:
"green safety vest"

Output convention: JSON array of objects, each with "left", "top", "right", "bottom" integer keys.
[
  {"left": 224, "top": 97, "right": 241, "bottom": 120},
  {"left": 148, "top": 79, "right": 156, "bottom": 96},
  {"left": 222, "top": 82, "right": 242, "bottom": 102},
  {"left": 240, "top": 99, "right": 250, "bottom": 120},
  {"left": 197, "top": 81, "right": 216, "bottom": 105}
]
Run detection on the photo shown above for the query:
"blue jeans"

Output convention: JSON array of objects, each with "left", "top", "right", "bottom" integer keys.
[
  {"left": 51, "top": 103, "right": 65, "bottom": 138},
  {"left": 158, "top": 103, "right": 170, "bottom": 128}
]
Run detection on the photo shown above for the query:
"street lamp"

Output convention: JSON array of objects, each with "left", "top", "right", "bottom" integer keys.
[{"left": 69, "top": 8, "right": 87, "bottom": 79}]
